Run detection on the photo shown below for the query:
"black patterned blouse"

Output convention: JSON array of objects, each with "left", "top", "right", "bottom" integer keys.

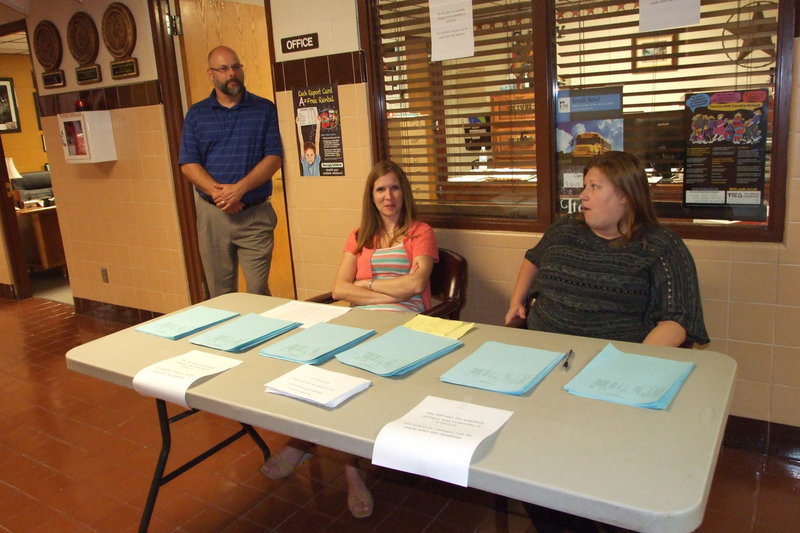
[{"left": 524, "top": 215, "right": 709, "bottom": 344}]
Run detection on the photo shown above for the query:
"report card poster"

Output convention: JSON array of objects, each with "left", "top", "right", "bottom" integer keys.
[
  {"left": 293, "top": 84, "right": 345, "bottom": 176},
  {"left": 683, "top": 89, "right": 768, "bottom": 206}
]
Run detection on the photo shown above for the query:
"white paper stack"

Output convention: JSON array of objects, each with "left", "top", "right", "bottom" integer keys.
[{"left": 265, "top": 364, "right": 372, "bottom": 408}]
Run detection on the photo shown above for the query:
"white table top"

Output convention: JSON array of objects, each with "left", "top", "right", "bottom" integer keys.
[{"left": 66, "top": 293, "right": 736, "bottom": 533}]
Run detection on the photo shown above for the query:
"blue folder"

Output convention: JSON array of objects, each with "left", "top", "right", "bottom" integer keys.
[
  {"left": 190, "top": 313, "right": 301, "bottom": 352},
  {"left": 563, "top": 343, "right": 695, "bottom": 410},
  {"left": 260, "top": 322, "right": 376, "bottom": 364},
  {"left": 135, "top": 306, "right": 239, "bottom": 340},
  {"left": 335, "top": 326, "right": 463, "bottom": 376},
  {"left": 440, "top": 341, "right": 564, "bottom": 395}
]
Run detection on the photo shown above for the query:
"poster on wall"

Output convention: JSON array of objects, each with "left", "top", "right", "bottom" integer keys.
[
  {"left": 293, "top": 84, "right": 345, "bottom": 176},
  {"left": 683, "top": 89, "right": 768, "bottom": 207},
  {"left": 555, "top": 86, "right": 624, "bottom": 214}
]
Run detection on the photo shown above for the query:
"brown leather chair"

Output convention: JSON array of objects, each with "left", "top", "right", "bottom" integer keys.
[
  {"left": 306, "top": 247, "right": 468, "bottom": 320},
  {"left": 504, "top": 297, "right": 694, "bottom": 348}
]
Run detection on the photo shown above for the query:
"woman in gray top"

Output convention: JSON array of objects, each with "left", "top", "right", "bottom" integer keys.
[{"left": 505, "top": 151, "right": 708, "bottom": 346}]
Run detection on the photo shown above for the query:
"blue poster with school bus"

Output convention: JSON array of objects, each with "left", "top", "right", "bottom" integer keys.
[
  {"left": 556, "top": 86, "right": 624, "bottom": 214},
  {"left": 683, "top": 89, "right": 768, "bottom": 206}
]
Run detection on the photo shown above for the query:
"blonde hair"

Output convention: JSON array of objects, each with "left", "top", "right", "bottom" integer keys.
[{"left": 355, "top": 161, "right": 417, "bottom": 252}]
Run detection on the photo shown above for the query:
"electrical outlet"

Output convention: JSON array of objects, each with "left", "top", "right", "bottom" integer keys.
[{"left": 101, "top": 267, "right": 109, "bottom": 283}]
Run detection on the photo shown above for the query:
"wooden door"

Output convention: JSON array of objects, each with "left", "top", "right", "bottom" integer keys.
[{"left": 177, "top": 0, "right": 295, "bottom": 298}]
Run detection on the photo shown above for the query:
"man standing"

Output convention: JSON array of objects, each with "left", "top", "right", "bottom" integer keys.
[{"left": 179, "top": 46, "right": 282, "bottom": 297}]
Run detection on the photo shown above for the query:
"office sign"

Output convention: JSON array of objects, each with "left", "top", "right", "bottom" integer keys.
[{"left": 281, "top": 33, "right": 319, "bottom": 54}]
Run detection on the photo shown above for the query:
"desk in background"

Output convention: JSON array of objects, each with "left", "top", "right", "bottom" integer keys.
[
  {"left": 66, "top": 293, "right": 736, "bottom": 533},
  {"left": 16, "top": 205, "right": 66, "bottom": 271}
]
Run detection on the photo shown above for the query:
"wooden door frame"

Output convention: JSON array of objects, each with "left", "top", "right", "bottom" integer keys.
[
  {"left": 147, "top": 0, "right": 205, "bottom": 303},
  {"left": 0, "top": 18, "right": 32, "bottom": 299}
]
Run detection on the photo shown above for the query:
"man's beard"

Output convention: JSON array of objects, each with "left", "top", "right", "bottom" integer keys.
[{"left": 218, "top": 77, "right": 245, "bottom": 96}]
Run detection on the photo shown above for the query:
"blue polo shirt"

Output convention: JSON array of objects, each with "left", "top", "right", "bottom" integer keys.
[{"left": 179, "top": 89, "right": 282, "bottom": 204}]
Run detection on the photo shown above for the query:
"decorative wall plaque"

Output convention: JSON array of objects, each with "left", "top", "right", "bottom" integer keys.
[
  {"left": 102, "top": 2, "right": 139, "bottom": 79},
  {"left": 33, "top": 20, "right": 65, "bottom": 88},
  {"left": 67, "top": 12, "right": 102, "bottom": 84}
]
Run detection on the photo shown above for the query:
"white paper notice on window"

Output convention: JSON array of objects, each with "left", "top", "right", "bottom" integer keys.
[
  {"left": 372, "top": 396, "right": 512, "bottom": 486},
  {"left": 429, "top": 0, "right": 474, "bottom": 62},
  {"left": 132, "top": 350, "right": 242, "bottom": 407},
  {"left": 639, "top": 0, "right": 700, "bottom": 33}
]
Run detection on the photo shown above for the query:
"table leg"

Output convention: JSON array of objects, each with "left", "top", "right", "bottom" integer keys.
[{"left": 138, "top": 399, "right": 272, "bottom": 532}]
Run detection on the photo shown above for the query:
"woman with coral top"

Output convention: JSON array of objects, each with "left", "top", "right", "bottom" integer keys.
[{"left": 260, "top": 160, "right": 438, "bottom": 519}]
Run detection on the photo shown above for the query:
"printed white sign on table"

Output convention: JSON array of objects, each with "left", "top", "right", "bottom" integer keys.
[
  {"left": 260, "top": 300, "right": 350, "bottom": 328},
  {"left": 372, "top": 396, "right": 513, "bottom": 486},
  {"left": 132, "top": 350, "right": 243, "bottom": 407},
  {"left": 265, "top": 364, "right": 372, "bottom": 408}
]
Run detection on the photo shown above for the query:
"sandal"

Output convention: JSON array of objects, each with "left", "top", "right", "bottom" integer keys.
[
  {"left": 347, "top": 469, "right": 374, "bottom": 519},
  {"left": 259, "top": 449, "right": 312, "bottom": 480}
]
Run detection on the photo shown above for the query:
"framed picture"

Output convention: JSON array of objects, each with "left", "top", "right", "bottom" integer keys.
[
  {"left": 0, "top": 78, "right": 21, "bottom": 133},
  {"left": 632, "top": 33, "right": 678, "bottom": 72}
]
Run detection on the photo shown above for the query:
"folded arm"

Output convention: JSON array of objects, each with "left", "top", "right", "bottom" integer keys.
[{"left": 332, "top": 252, "right": 434, "bottom": 305}]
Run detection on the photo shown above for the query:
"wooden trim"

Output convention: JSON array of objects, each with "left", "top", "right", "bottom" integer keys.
[
  {"left": 148, "top": 0, "right": 205, "bottom": 303},
  {"left": 532, "top": 0, "right": 556, "bottom": 231},
  {"left": 0, "top": 19, "right": 31, "bottom": 300},
  {"left": 74, "top": 296, "right": 161, "bottom": 325},
  {"left": 263, "top": 0, "right": 298, "bottom": 299},
  {"left": 361, "top": 0, "right": 391, "bottom": 163}
]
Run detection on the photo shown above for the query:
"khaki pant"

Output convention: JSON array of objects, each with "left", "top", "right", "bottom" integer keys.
[{"left": 195, "top": 192, "right": 277, "bottom": 297}]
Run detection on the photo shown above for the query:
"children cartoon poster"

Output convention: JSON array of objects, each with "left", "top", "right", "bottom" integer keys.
[
  {"left": 683, "top": 89, "right": 768, "bottom": 206},
  {"left": 555, "top": 86, "right": 624, "bottom": 214},
  {"left": 293, "top": 84, "right": 345, "bottom": 176}
]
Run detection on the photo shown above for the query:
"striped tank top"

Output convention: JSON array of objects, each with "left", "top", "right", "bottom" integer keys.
[{"left": 360, "top": 244, "right": 425, "bottom": 313}]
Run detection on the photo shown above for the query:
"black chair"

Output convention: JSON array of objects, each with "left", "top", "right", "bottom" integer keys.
[
  {"left": 504, "top": 297, "right": 694, "bottom": 348},
  {"left": 306, "top": 247, "right": 468, "bottom": 320}
]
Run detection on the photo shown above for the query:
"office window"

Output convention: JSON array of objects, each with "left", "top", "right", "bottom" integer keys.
[{"left": 365, "top": 0, "right": 794, "bottom": 240}]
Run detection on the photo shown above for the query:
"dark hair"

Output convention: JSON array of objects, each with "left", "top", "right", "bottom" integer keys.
[
  {"left": 355, "top": 161, "right": 416, "bottom": 252},
  {"left": 579, "top": 151, "right": 658, "bottom": 242},
  {"left": 303, "top": 142, "right": 317, "bottom": 154}
]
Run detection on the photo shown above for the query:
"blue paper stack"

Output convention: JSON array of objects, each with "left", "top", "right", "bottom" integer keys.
[
  {"left": 563, "top": 343, "right": 695, "bottom": 410},
  {"left": 135, "top": 306, "right": 239, "bottom": 340},
  {"left": 335, "top": 326, "right": 463, "bottom": 376},
  {"left": 190, "top": 313, "right": 301, "bottom": 352},
  {"left": 440, "top": 341, "right": 564, "bottom": 395},
  {"left": 260, "top": 322, "right": 376, "bottom": 364}
]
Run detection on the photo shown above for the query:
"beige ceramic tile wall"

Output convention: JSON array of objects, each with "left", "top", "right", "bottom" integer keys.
[
  {"left": 287, "top": 43, "right": 800, "bottom": 425},
  {"left": 41, "top": 106, "right": 191, "bottom": 314}
]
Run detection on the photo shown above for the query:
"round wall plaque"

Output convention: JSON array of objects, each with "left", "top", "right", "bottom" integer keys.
[
  {"left": 102, "top": 2, "right": 137, "bottom": 59},
  {"left": 67, "top": 11, "right": 100, "bottom": 67},
  {"left": 33, "top": 20, "right": 62, "bottom": 71}
]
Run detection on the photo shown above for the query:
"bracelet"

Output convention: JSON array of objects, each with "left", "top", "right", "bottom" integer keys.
[{"left": 368, "top": 279, "right": 374, "bottom": 290}]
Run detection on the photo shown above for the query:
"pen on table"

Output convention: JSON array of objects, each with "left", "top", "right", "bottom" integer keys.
[{"left": 562, "top": 349, "right": 574, "bottom": 371}]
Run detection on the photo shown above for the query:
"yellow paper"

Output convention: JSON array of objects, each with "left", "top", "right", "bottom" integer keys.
[{"left": 402, "top": 314, "right": 475, "bottom": 339}]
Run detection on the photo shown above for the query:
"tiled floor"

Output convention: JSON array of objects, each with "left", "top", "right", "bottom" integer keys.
[{"left": 1, "top": 298, "right": 799, "bottom": 533}]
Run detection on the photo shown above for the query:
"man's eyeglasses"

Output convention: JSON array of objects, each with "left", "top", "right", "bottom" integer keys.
[{"left": 209, "top": 63, "right": 244, "bottom": 74}]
